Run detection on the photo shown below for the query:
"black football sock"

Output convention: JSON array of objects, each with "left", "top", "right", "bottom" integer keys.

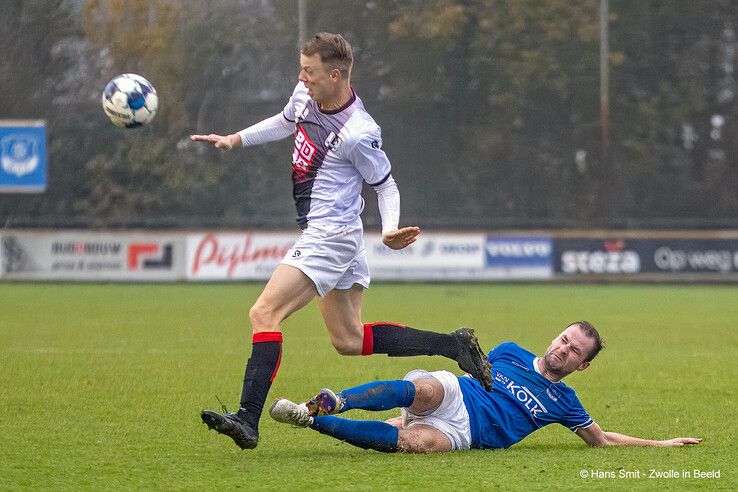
[
  {"left": 237, "top": 331, "right": 283, "bottom": 430},
  {"left": 362, "top": 322, "right": 459, "bottom": 360}
]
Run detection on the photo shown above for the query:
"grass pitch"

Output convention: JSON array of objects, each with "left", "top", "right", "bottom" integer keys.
[{"left": 1, "top": 282, "right": 736, "bottom": 490}]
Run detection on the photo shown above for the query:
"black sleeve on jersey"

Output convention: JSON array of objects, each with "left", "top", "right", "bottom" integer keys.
[{"left": 368, "top": 171, "right": 391, "bottom": 187}]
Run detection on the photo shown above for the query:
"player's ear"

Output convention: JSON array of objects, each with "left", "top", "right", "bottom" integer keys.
[{"left": 576, "top": 361, "right": 590, "bottom": 372}]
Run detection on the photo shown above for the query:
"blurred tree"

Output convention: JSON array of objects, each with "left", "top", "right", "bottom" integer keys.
[
  {"left": 0, "top": 0, "right": 97, "bottom": 227},
  {"left": 0, "top": 1, "right": 75, "bottom": 116},
  {"left": 613, "top": 0, "right": 738, "bottom": 224},
  {"left": 83, "top": 0, "right": 186, "bottom": 135},
  {"left": 385, "top": 0, "right": 605, "bottom": 226},
  {"left": 76, "top": 0, "right": 194, "bottom": 224},
  {"left": 76, "top": 0, "right": 298, "bottom": 227},
  {"left": 2, "top": 0, "right": 736, "bottom": 229},
  {"left": 383, "top": 0, "right": 738, "bottom": 227}
]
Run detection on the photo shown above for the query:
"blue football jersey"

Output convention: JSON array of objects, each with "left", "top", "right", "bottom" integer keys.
[{"left": 457, "top": 342, "right": 593, "bottom": 449}]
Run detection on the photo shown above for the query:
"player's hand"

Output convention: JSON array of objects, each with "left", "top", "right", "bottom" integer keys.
[
  {"left": 189, "top": 133, "right": 238, "bottom": 151},
  {"left": 658, "top": 437, "right": 702, "bottom": 447},
  {"left": 382, "top": 226, "right": 420, "bottom": 250}
]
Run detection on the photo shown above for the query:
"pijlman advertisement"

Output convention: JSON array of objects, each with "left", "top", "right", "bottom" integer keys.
[{"left": 186, "top": 232, "right": 296, "bottom": 280}]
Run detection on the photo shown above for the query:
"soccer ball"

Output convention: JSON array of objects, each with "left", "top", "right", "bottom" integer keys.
[{"left": 102, "top": 73, "right": 158, "bottom": 128}]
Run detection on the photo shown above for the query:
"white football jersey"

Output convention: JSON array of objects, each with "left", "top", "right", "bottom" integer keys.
[{"left": 283, "top": 82, "right": 392, "bottom": 228}]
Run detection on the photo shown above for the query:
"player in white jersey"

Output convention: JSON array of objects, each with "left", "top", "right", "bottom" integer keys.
[{"left": 190, "top": 32, "right": 493, "bottom": 450}]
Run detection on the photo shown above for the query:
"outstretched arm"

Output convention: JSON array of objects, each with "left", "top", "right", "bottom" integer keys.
[
  {"left": 189, "top": 132, "right": 241, "bottom": 150},
  {"left": 190, "top": 113, "right": 294, "bottom": 151},
  {"left": 576, "top": 422, "right": 702, "bottom": 447}
]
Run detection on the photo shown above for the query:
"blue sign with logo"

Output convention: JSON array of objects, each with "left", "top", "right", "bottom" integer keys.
[
  {"left": 485, "top": 236, "right": 553, "bottom": 267},
  {"left": 0, "top": 120, "right": 47, "bottom": 192}
]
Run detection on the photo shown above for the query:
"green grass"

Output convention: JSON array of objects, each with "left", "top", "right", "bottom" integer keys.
[{"left": 1, "top": 283, "right": 736, "bottom": 490}]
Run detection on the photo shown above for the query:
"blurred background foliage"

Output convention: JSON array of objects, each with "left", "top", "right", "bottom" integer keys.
[{"left": 1, "top": 0, "right": 736, "bottom": 229}]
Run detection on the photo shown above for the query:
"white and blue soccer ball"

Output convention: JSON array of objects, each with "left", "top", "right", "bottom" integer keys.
[{"left": 102, "top": 73, "right": 158, "bottom": 128}]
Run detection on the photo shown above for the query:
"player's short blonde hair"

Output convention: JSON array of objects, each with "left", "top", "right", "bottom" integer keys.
[{"left": 301, "top": 32, "right": 353, "bottom": 78}]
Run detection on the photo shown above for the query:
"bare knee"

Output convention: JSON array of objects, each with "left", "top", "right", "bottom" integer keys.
[
  {"left": 249, "top": 301, "right": 278, "bottom": 331},
  {"left": 325, "top": 318, "right": 364, "bottom": 356},
  {"left": 409, "top": 379, "right": 444, "bottom": 414},
  {"left": 398, "top": 426, "right": 452, "bottom": 453},
  {"left": 330, "top": 332, "right": 363, "bottom": 356}
]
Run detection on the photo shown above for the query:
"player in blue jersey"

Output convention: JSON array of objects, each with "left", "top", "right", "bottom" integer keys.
[
  {"left": 269, "top": 321, "right": 702, "bottom": 452},
  {"left": 190, "top": 33, "right": 492, "bottom": 450}
]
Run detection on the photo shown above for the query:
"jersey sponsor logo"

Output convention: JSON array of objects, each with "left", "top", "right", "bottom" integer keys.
[
  {"left": 495, "top": 371, "right": 548, "bottom": 418},
  {"left": 293, "top": 127, "right": 317, "bottom": 176},
  {"left": 324, "top": 132, "right": 341, "bottom": 151},
  {"left": 510, "top": 361, "right": 529, "bottom": 371},
  {"left": 371, "top": 140, "right": 380, "bottom": 149},
  {"left": 291, "top": 249, "right": 301, "bottom": 258},
  {"left": 295, "top": 103, "right": 310, "bottom": 122},
  {"left": 506, "top": 380, "right": 548, "bottom": 418}
]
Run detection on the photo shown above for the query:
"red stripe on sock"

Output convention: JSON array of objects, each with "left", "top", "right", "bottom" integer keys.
[
  {"left": 371, "top": 321, "right": 406, "bottom": 328},
  {"left": 270, "top": 349, "right": 282, "bottom": 382},
  {"left": 362, "top": 323, "right": 374, "bottom": 355},
  {"left": 252, "top": 331, "right": 283, "bottom": 343},
  {"left": 362, "top": 322, "right": 407, "bottom": 356}
]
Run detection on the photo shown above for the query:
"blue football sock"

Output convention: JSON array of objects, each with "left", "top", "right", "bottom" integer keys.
[
  {"left": 338, "top": 380, "right": 416, "bottom": 412},
  {"left": 310, "top": 416, "right": 399, "bottom": 452}
]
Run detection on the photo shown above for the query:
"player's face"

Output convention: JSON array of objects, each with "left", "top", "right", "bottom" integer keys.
[
  {"left": 298, "top": 53, "right": 339, "bottom": 104},
  {"left": 541, "top": 325, "right": 595, "bottom": 377}
]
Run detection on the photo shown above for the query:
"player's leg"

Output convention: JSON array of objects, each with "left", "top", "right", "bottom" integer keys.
[
  {"left": 317, "top": 282, "right": 493, "bottom": 390},
  {"left": 318, "top": 285, "right": 470, "bottom": 359},
  {"left": 305, "top": 376, "right": 443, "bottom": 416},
  {"left": 269, "top": 379, "right": 452, "bottom": 453},
  {"left": 248, "top": 263, "right": 319, "bottom": 333},
  {"left": 309, "top": 415, "right": 450, "bottom": 452},
  {"left": 239, "top": 264, "right": 317, "bottom": 422},
  {"left": 201, "top": 264, "right": 317, "bottom": 449},
  {"left": 398, "top": 424, "right": 454, "bottom": 453},
  {"left": 269, "top": 399, "right": 402, "bottom": 452},
  {"left": 368, "top": 319, "right": 493, "bottom": 390},
  {"left": 316, "top": 284, "right": 364, "bottom": 354}
]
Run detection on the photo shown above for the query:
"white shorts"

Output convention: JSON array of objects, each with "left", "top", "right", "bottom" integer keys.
[
  {"left": 281, "top": 217, "right": 370, "bottom": 297},
  {"left": 401, "top": 369, "right": 472, "bottom": 451}
]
